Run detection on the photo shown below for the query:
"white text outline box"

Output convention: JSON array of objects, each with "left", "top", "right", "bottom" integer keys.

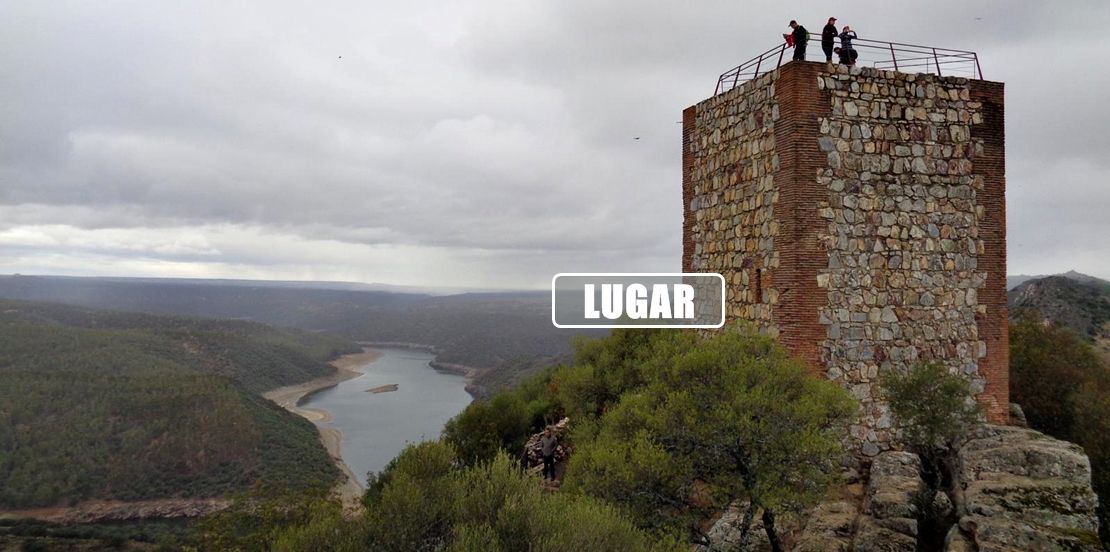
[{"left": 551, "top": 273, "right": 726, "bottom": 329}]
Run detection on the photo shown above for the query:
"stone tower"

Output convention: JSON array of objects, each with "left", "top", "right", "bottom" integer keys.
[{"left": 681, "top": 61, "right": 1007, "bottom": 457}]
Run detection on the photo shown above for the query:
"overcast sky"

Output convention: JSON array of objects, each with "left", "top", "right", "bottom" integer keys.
[{"left": 1, "top": 0, "right": 1108, "bottom": 289}]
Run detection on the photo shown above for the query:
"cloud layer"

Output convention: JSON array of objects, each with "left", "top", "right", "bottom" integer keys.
[{"left": 2, "top": 0, "right": 1108, "bottom": 287}]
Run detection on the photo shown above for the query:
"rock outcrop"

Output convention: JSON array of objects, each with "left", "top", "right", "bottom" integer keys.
[
  {"left": 793, "top": 501, "right": 857, "bottom": 551},
  {"left": 946, "top": 425, "right": 1101, "bottom": 551},
  {"left": 697, "top": 425, "right": 1101, "bottom": 551},
  {"left": 854, "top": 451, "right": 922, "bottom": 551}
]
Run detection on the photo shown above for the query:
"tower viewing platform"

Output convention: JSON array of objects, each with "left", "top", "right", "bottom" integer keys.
[
  {"left": 682, "top": 44, "right": 1005, "bottom": 458},
  {"left": 715, "top": 37, "right": 983, "bottom": 95}
]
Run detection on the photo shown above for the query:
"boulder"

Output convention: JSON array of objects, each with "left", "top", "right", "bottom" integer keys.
[
  {"left": 865, "top": 451, "right": 922, "bottom": 537},
  {"left": 693, "top": 503, "right": 773, "bottom": 552},
  {"left": 852, "top": 517, "right": 917, "bottom": 552},
  {"left": 948, "top": 425, "right": 1102, "bottom": 551},
  {"left": 794, "top": 501, "right": 857, "bottom": 552},
  {"left": 1007, "top": 403, "right": 1028, "bottom": 428}
]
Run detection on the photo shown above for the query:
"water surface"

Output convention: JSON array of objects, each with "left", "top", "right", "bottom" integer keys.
[{"left": 299, "top": 347, "right": 472, "bottom": 484}]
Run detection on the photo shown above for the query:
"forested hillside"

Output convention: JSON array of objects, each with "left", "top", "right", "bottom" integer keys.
[
  {"left": 0, "top": 276, "right": 606, "bottom": 396},
  {"left": 1009, "top": 273, "right": 1110, "bottom": 352},
  {"left": 0, "top": 301, "right": 356, "bottom": 509},
  {"left": 0, "top": 300, "right": 360, "bottom": 393}
]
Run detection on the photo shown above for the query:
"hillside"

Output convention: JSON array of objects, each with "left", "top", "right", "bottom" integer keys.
[
  {"left": 0, "top": 301, "right": 356, "bottom": 509},
  {"left": 1008, "top": 273, "right": 1110, "bottom": 345},
  {"left": 0, "top": 276, "right": 606, "bottom": 396}
]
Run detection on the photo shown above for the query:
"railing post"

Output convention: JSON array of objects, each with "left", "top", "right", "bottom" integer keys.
[
  {"left": 777, "top": 43, "right": 785, "bottom": 68},
  {"left": 933, "top": 48, "right": 942, "bottom": 76},
  {"left": 889, "top": 43, "right": 898, "bottom": 72},
  {"left": 974, "top": 53, "right": 983, "bottom": 80},
  {"left": 754, "top": 54, "right": 763, "bottom": 80},
  {"left": 732, "top": 67, "right": 741, "bottom": 90}
]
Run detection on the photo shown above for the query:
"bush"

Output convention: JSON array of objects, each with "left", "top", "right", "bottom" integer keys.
[
  {"left": 273, "top": 442, "right": 674, "bottom": 552},
  {"left": 442, "top": 394, "right": 531, "bottom": 466},
  {"left": 1010, "top": 312, "right": 1106, "bottom": 441},
  {"left": 884, "top": 360, "right": 981, "bottom": 456}
]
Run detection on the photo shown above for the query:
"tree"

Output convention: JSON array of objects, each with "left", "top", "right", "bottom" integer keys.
[
  {"left": 565, "top": 326, "right": 855, "bottom": 551},
  {"left": 1010, "top": 312, "right": 1105, "bottom": 441},
  {"left": 884, "top": 361, "right": 981, "bottom": 457},
  {"left": 552, "top": 329, "right": 697, "bottom": 422},
  {"left": 1009, "top": 311, "right": 1110, "bottom": 544},
  {"left": 442, "top": 393, "right": 531, "bottom": 466},
  {"left": 883, "top": 360, "right": 982, "bottom": 545}
]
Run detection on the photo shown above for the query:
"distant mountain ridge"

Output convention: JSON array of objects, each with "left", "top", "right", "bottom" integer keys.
[
  {"left": 1007, "top": 270, "right": 1108, "bottom": 291},
  {"left": 2, "top": 274, "right": 528, "bottom": 296},
  {"left": 1008, "top": 272, "right": 1110, "bottom": 343}
]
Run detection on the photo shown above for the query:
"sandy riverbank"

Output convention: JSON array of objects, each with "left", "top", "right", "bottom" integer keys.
[{"left": 262, "top": 348, "right": 384, "bottom": 507}]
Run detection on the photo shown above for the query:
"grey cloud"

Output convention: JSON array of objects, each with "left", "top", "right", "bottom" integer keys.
[{"left": 1, "top": 0, "right": 1109, "bottom": 285}]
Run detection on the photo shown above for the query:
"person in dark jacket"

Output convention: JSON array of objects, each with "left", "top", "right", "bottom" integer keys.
[
  {"left": 839, "top": 26, "right": 858, "bottom": 65},
  {"left": 821, "top": 17, "right": 838, "bottom": 62},
  {"left": 540, "top": 427, "right": 558, "bottom": 481},
  {"left": 834, "top": 47, "right": 852, "bottom": 66},
  {"left": 788, "top": 20, "right": 808, "bottom": 61}
]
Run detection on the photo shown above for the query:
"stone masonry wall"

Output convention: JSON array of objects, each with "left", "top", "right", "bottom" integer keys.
[
  {"left": 816, "top": 64, "right": 997, "bottom": 456},
  {"left": 683, "top": 61, "right": 1007, "bottom": 457},
  {"left": 683, "top": 71, "right": 781, "bottom": 335}
]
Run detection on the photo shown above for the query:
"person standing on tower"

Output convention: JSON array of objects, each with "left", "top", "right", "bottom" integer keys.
[
  {"left": 839, "top": 25, "right": 859, "bottom": 65},
  {"left": 788, "top": 20, "right": 808, "bottom": 61},
  {"left": 822, "top": 17, "right": 838, "bottom": 62}
]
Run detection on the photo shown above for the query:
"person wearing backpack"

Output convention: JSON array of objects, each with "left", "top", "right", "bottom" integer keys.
[
  {"left": 822, "top": 17, "right": 838, "bottom": 62},
  {"left": 788, "top": 20, "right": 809, "bottom": 61}
]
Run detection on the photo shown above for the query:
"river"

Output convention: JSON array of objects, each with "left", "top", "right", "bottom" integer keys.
[{"left": 298, "top": 347, "right": 473, "bottom": 485}]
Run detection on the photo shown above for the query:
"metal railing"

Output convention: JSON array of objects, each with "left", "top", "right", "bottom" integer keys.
[{"left": 714, "top": 36, "right": 982, "bottom": 95}]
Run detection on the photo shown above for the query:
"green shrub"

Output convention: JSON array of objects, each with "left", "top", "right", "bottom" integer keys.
[{"left": 884, "top": 360, "right": 981, "bottom": 456}]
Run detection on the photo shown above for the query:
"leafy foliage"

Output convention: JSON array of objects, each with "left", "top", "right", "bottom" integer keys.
[
  {"left": 198, "top": 327, "right": 865, "bottom": 550},
  {"left": 1009, "top": 312, "right": 1105, "bottom": 441},
  {"left": 193, "top": 485, "right": 341, "bottom": 552},
  {"left": 0, "top": 517, "right": 191, "bottom": 551},
  {"left": 268, "top": 442, "right": 677, "bottom": 552},
  {"left": 550, "top": 329, "right": 697, "bottom": 422},
  {"left": 564, "top": 326, "right": 855, "bottom": 549},
  {"left": 1009, "top": 314, "right": 1110, "bottom": 544},
  {"left": 442, "top": 393, "right": 531, "bottom": 466},
  {"left": 883, "top": 360, "right": 981, "bottom": 456}
]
